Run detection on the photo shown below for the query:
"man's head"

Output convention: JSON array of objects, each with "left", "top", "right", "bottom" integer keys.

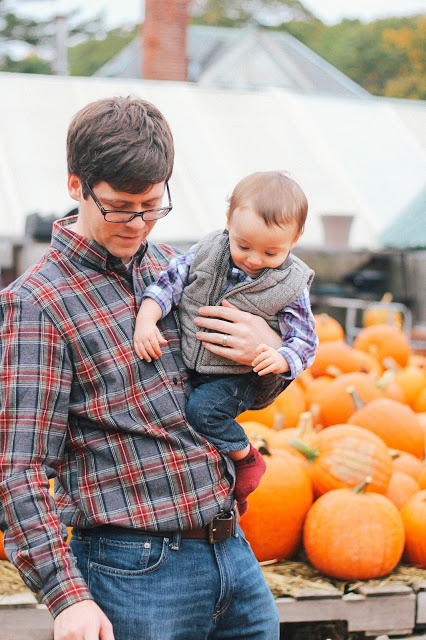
[
  {"left": 225, "top": 171, "right": 307, "bottom": 278},
  {"left": 66, "top": 96, "right": 174, "bottom": 262},
  {"left": 67, "top": 95, "right": 174, "bottom": 197}
]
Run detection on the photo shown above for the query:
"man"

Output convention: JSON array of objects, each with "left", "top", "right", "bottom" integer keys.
[{"left": 0, "top": 96, "right": 287, "bottom": 640}]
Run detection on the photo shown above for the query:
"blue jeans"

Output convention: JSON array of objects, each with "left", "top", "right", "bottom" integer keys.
[
  {"left": 186, "top": 373, "right": 259, "bottom": 454},
  {"left": 70, "top": 524, "right": 279, "bottom": 640}
]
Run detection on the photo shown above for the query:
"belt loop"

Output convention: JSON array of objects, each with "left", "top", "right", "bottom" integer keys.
[{"left": 171, "top": 531, "right": 181, "bottom": 551}]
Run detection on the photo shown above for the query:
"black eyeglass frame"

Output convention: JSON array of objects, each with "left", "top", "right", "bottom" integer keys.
[{"left": 85, "top": 182, "right": 173, "bottom": 223}]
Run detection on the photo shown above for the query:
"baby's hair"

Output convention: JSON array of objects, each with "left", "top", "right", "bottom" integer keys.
[{"left": 227, "top": 171, "right": 307, "bottom": 233}]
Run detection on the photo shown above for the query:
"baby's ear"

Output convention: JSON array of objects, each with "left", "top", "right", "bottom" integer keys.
[{"left": 225, "top": 209, "right": 231, "bottom": 231}]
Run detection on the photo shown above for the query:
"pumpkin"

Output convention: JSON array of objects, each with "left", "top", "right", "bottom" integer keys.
[
  {"left": 239, "top": 380, "right": 306, "bottom": 430},
  {"left": 385, "top": 471, "right": 420, "bottom": 510},
  {"left": 314, "top": 313, "right": 345, "bottom": 342},
  {"left": 417, "top": 466, "right": 426, "bottom": 490},
  {"left": 290, "top": 423, "right": 392, "bottom": 498},
  {"left": 348, "top": 397, "right": 425, "bottom": 459},
  {"left": 0, "top": 532, "right": 7, "bottom": 560},
  {"left": 303, "top": 479, "right": 405, "bottom": 580},
  {"left": 352, "top": 349, "right": 383, "bottom": 378},
  {"left": 413, "top": 387, "right": 426, "bottom": 413},
  {"left": 240, "top": 421, "right": 309, "bottom": 466},
  {"left": 392, "top": 450, "right": 425, "bottom": 481},
  {"left": 239, "top": 449, "right": 313, "bottom": 562},
  {"left": 363, "top": 293, "right": 403, "bottom": 330},
  {"left": 353, "top": 324, "right": 411, "bottom": 369},
  {"left": 393, "top": 365, "right": 426, "bottom": 408},
  {"left": 309, "top": 340, "right": 360, "bottom": 378},
  {"left": 401, "top": 490, "right": 426, "bottom": 568},
  {"left": 316, "top": 372, "right": 380, "bottom": 427}
]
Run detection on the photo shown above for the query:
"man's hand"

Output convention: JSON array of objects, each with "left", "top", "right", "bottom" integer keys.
[
  {"left": 252, "top": 344, "right": 289, "bottom": 376},
  {"left": 54, "top": 600, "right": 115, "bottom": 640},
  {"left": 194, "top": 299, "right": 282, "bottom": 366}
]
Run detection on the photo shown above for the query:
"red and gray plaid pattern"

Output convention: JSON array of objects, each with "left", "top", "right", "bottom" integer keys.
[{"left": 0, "top": 218, "right": 234, "bottom": 616}]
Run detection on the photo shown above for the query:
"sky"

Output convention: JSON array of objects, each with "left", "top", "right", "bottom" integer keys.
[{"left": 14, "top": 0, "right": 426, "bottom": 30}]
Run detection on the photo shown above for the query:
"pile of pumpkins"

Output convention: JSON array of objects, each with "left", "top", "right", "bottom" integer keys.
[{"left": 238, "top": 312, "right": 426, "bottom": 581}]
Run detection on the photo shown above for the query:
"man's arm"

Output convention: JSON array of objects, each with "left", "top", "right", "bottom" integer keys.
[{"left": 0, "top": 293, "right": 92, "bottom": 618}]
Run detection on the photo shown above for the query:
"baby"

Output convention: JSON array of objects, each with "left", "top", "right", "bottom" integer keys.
[{"left": 134, "top": 171, "right": 318, "bottom": 513}]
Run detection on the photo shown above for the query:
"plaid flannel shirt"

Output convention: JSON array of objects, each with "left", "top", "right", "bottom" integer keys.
[
  {"left": 144, "top": 244, "right": 318, "bottom": 378},
  {"left": 0, "top": 219, "right": 241, "bottom": 617}
]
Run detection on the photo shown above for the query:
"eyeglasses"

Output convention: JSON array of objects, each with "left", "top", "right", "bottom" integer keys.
[{"left": 86, "top": 182, "right": 173, "bottom": 223}]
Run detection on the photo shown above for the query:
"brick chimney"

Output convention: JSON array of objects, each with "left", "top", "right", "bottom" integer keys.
[{"left": 142, "top": 0, "right": 188, "bottom": 81}]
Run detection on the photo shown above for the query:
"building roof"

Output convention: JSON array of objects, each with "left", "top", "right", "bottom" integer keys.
[
  {"left": 95, "top": 24, "right": 369, "bottom": 98},
  {"left": 379, "top": 184, "right": 426, "bottom": 249},
  {"left": 0, "top": 73, "right": 425, "bottom": 250}
]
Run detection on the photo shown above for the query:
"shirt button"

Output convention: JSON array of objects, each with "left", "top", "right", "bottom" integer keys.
[{"left": 173, "top": 377, "right": 178, "bottom": 385}]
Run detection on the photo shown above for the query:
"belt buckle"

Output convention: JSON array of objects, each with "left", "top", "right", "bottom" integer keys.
[{"left": 208, "top": 512, "right": 235, "bottom": 544}]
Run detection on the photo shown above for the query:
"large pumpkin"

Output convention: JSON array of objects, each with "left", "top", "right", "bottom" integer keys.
[
  {"left": 309, "top": 340, "right": 361, "bottom": 378},
  {"left": 314, "top": 313, "right": 345, "bottom": 342},
  {"left": 348, "top": 398, "right": 425, "bottom": 459},
  {"left": 291, "top": 424, "right": 392, "bottom": 498},
  {"left": 304, "top": 482, "right": 405, "bottom": 580},
  {"left": 239, "top": 449, "right": 313, "bottom": 562}
]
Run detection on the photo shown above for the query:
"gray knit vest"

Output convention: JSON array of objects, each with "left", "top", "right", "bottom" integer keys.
[{"left": 178, "top": 230, "right": 314, "bottom": 374}]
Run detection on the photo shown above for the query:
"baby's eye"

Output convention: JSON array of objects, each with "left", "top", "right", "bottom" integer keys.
[
  {"left": 265, "top": 252, "right": 277, "bottom": 257},
  {"left": 238, "top": 245, "right": 249, "bottom": 251}
]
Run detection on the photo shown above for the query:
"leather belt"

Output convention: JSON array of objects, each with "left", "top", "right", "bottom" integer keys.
[
  {"left": 180, "top": 511, "right": 236, "bottom": 544},
  {"left": 77, "top": 511, "right": 236, "bottom": 545}
]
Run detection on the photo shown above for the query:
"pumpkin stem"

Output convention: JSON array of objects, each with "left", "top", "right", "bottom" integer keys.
[
  {"left": 288, "top": 438, "right": 318, "bottom": 463},
  {"left": 251, "top": 435, "right": 272, "bottom": 456},
  {"left": 376, "top": 368, "right": 396, "bottom": 392},
  {"left": 295, "top": 411, "right": 315, "bottom": 440},
  {"left": 382, "top": 356, "right": 402, "bottom": 372},
  {"left": 381, "top": 292, "right": 393, "bottom": 304},
  {"left": 389, "top": 449, "right": 400, "bottom": 460},
  {"left": 347, "top": 386, "right": 364, "bottom": 411},
  {"left": 325, "top": 365, "right": 343, "bottom": 378},
  {"left": 272, "top": 413, "right": 285, "bottom": 431},
  {"left": 352, "top": 475, "right": 372, "bottom": 494}
]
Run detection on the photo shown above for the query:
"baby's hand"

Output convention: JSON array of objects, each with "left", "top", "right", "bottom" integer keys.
[
  {"left": 134, "top": 324, "right": 168, "bottom": 362},
  {"left": 252, "top": 344, "right": 289, "bottom": 376}
]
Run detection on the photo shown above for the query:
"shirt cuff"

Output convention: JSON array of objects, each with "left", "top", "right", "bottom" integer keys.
[
  {"left": 142, "top": 286, "right": 171, "bottom": 317},
  {"left": 277, "top": 347, "right": 302, "bottom": 379},
  {"left": 39, "top": 568, "right": 93, "bottom": 618}
]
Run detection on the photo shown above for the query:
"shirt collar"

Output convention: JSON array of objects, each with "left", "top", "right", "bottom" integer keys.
[{"left": 51, "top": 216, "right": 148, "bottom": 273}]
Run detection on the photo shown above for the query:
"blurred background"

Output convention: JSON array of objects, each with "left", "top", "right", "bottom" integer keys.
[{"left": 0, "top": 0, "right": 425, "bottom": 342}]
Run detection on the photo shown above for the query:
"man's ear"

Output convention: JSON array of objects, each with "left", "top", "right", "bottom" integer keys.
[{"left": 67, "top": 174, "right": 82, "bottom": 202}]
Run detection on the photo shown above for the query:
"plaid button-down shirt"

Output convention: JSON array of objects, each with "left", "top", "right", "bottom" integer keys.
[
  {"left": 145, "top": 244, "right": 318, "bottom": 378},
  {"left": 0, "top": 219, "right": 243, "bottom": 616}
]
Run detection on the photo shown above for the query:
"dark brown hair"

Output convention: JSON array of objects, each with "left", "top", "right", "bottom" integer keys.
[
  {"left": 228, "top": 171, "right": 308, "bottom": 233},
  {"left": 67, "top": 96, "right": 174, "bottom": 198}
]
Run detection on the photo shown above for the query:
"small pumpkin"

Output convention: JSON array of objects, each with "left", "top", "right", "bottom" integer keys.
[
  {"left": 385, "top": 471, "right": 420, "bottom": 510},
  {"left": 353, "top": 324, "right": 411, "bottom": 368},
  {"left": 309, "top": 340, "right": 360, "bottom": 378},
  {"left": 316, "top": 372, "right": 380, "bottom": 427},
  {"left": 314, "top": 313, "right": 345, "bottom": 342},
  {"left": 303, "top": 477, "right": 405, "bottom": 580},
  {"left": 392, "top": 450, "right": 425, "bottom": 481}
]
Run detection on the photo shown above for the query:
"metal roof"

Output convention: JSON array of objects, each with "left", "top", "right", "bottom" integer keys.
[
  {"left": 379, "top": 184, "right": 426, "bottom": 249},
  {"left": 95, "top": 24, "right": 369, "bottom": 98}
]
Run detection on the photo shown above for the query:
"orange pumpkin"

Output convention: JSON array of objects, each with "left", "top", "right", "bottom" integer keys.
[
  {"left": 291, "top": 423, "right": 392, "bottom": 498},
  {"left": 309, "top": 340, "right": 361, "bottom": 378},
  {"left": 316, "top": 372, "right": 380, "bottom": 427},
  {"left": 348, "top": 398, "right": 425, "bottom": 459},
  {"left": 394, "top": 365, "right": 426, "bottom": 409},
  {"left": 352, "top": 349, "right": 383, "bottom": 378},
  {"left": 304, "top": 481, "right": 405, "bottom": 580},
  {"left": 401, "top": 490, "right": 426, "bottom": 568},
  {"left": 240, "top": 449, "right": 313, "bottom": 562},
  {"left": 413, "top": 388, "right": 426, "bottom": 413},
  {"left": 392, "top": 450, "right": 425, "bottom": 481},
  {"left": 240, "top": 421, "right": 309, "bottom": 466},
  {"left": 353, "top": 324, "right": 411, "bottom": 368},
  {"left": 314, "top": 313, "right": 345, "bottom": 342},
  {"left": 239, "top": 381, "right": 306, "bottom": 430},
  {"left": 363, "top": 293, "right": 403, "bottom": 330},
  {"left": 385, "top": 471, "right": 420, "bottom": 510},
  {"left": 0, "top": 531, "right": 7, "bottom": 560}
]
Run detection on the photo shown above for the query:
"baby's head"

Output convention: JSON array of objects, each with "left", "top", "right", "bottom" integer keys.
[{"left": 225, "top": 171, "right": 307, "bottom": 278}]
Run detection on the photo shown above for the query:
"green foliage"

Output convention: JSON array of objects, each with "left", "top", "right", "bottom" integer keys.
[
  {"left": 68, "top": 27, "right": 138, "bottom": 77},
  {"left": 0, "top": 54, "right": 52, "bottom": 74}
]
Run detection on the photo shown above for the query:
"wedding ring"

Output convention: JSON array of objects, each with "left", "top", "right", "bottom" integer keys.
[{"left": 221, "top": 334, "right": 228, "bottom": 347}]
